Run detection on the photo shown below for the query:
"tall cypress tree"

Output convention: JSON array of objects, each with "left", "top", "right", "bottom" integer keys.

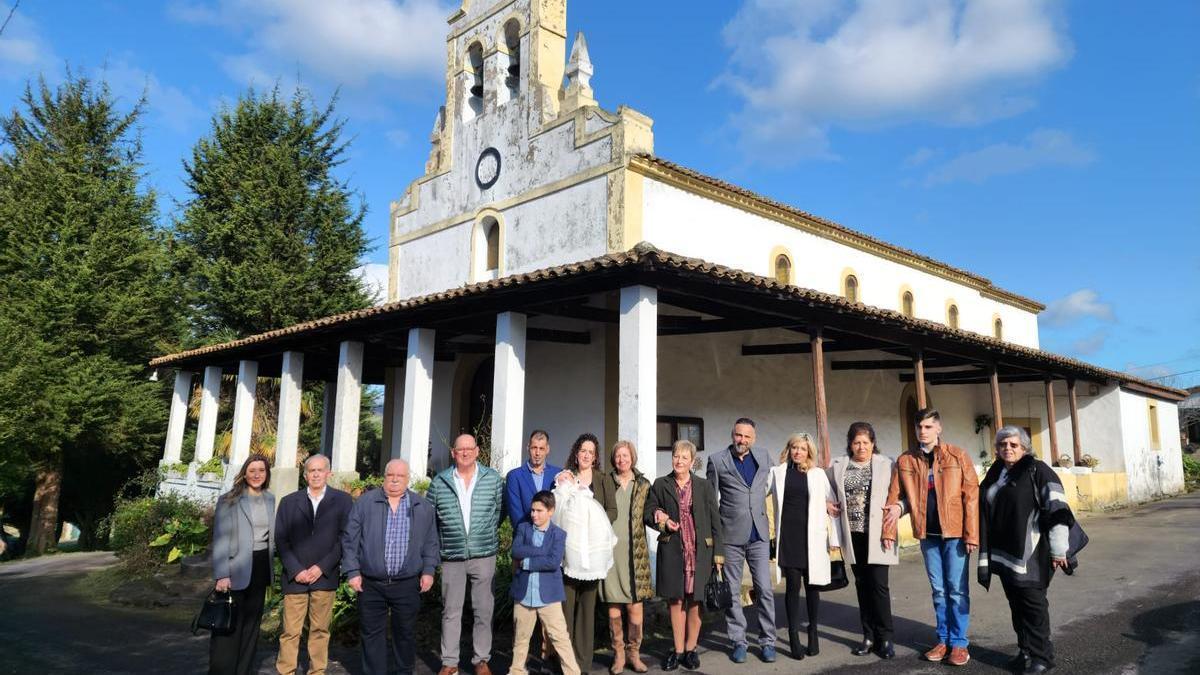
[
  {"left": 174, "top": 87, "right": 372, "bottom": 341},
  {"left": 0, "top": 74, "right": 181, "bottom": 553}
]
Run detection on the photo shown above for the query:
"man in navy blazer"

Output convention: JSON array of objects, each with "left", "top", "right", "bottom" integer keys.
[
  {"left": 275, "top": 454, "right": 353, "bottom": 675},
  {"left": 509, "top": 491, "right": 580, "bottom": 675},
  {"left": 343, "top": 458, "right": 440, "bottom": 675},
  {"left": 505, "top": 429, "right": 565, "bottom": 530}
]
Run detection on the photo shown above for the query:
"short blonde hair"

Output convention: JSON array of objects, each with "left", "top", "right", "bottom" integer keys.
[
  {"left": 672, "top": 439, "right": 698, "bottom": 471},
  {"left": 609, "top": 440, "right": 639, "bottom": 472},
  {"left": 780, "top": 433, "right": 817, "bottom": 471}
]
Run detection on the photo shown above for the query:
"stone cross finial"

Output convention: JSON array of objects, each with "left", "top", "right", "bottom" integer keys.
[{"left": 561, "top": 31, "right": 596, "bottom": 112}]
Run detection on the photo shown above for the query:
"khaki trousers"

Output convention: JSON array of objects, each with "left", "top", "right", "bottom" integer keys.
[
  {"left": 276, "top": 590, "right": 336, "bottom": 675},
  {"left": 511, "top": 603, "right": 581, "bottom": 675}
]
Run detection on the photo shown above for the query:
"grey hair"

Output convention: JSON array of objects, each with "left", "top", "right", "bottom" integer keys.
[
  {"left": 304, "top": 453, "right": 331, "bottom": 469},
  {"left": 994, "top": 425, "right": 1032, "bottom": 453}
]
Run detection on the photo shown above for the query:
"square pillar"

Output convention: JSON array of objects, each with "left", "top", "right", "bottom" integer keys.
[
  {"left": 618, "top": 286, "right": 658, "bottom": 479},
  {"left": 331, "top": 341, "right": 364, "bottom": 479},
  {"left": 400, "top": 328, "right": 436, "bottom": 479},
  {"left": 194, "top": 365, "right": 223, "bottom": 463},
  {"left": 229, "top": 359, "right": 258, "bottom": 470},
  {"left": 274, "top": 351, "right": 304, "bottom": 498},
  {"left": 381, "top": 366, "right": 405, "bottom": 473},
  {"left": 492, "top": 312, "right": 527, "bottom": 474},
  {"left": 320, "top": 381, "right": 337, "bottom": 457},
  {"left": 162, "top": 371, "right": 194, "bottom": 463}
]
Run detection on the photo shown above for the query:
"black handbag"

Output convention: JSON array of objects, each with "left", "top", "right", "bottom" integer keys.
[
  {"left": 810, "top": 550, "right": 850, "bottom": 591},
  {"left": 704, "top": 564, "right": 733, "bottom": 612},
  {"left": 192, "top": 590, "right": 237, "bottom": 635}
]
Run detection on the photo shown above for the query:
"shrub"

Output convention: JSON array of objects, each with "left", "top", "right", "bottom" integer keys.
[
  {"left": 106, "top": 493, "right": 213, "bottom": 576},
  {"left": 1079, "top": 454, "right": 1101, "bottom": 469},
  {"left": 197, "top": 456, "right": 225, "bottom": 478},
  {"left": 1183, "top": 454, "right": 1200, "bottom": 491}
]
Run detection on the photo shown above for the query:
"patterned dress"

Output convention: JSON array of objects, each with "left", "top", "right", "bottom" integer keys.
[{"left": 677, "top": 479, "right": 697, "bottom": 596}]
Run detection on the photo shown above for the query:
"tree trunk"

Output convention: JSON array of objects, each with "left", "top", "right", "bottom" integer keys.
[{"left": 27, "top": 457, "right": 64, "bottom": 555}]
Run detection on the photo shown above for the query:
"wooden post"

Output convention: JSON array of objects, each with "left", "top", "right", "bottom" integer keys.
[
  {"left": 811, "top": 325, "right": 831, "bottom": 468},
  {"left": 990, "top": 363, "right": 1004, "bottom": 430},
  {"left": 1044, "top": 378, "right": 1060, "bottom": 464},
  {"left": 913, "top": 349, "right": 928, "bottom": 409},
  {"left": 1068, "top": 379, "right": 1083, "bottom": 465}
]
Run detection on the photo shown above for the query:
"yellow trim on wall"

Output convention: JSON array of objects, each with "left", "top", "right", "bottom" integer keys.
[
  {"left": 945, "top": 299, "right": 960, "bottom": 329},
  {"left": 992, "top": 314, "right": 1004, "bottom": 340},
  {"left": 840, "top": 267, "right": 860, "bottom": 303},
  {"left": 769, "top": 245, "right": 794, "bottom": 285},
  {"left": 898, "top": 284, "right": 915, "bottom": 318},
  {"left": 1148, "top": 400, "right": 1160, "bottom": 449},
  {"left": 468, "top": 208, "right": 506, "bottom": 282}
]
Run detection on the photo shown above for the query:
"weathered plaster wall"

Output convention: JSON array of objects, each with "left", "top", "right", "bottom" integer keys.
[
  {"left": 1119, "top": 390, "right": 1185, "bottom": 500},
  {"left": 1076, "top": 385, "right": 1127, "bottom": 471},
  {"left": 639, "top": 178, "right": 1041, "bottom": 348}
]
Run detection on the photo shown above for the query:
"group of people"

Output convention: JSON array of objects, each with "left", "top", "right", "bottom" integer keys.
[{"left": 207, "top": 408, "right": 1077, "bottom": 675}]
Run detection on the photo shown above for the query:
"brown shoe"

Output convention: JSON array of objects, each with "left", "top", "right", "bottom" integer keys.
[
  {"left": 947, "top": 647, "right": 971, "bottom": 666},
  {"left": 924, "top": 644, "right": 949, "bottom": 662},
  {"left": 475, "top": 663, "right": 492, "bottom": 675},
  {"left": 438, "top": 668, "right": 459, "bottom": 675}
]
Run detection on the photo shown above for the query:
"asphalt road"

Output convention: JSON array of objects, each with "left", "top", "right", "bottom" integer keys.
[{"left": 2, "top": 491, "right": 1198, "bottom": 674}]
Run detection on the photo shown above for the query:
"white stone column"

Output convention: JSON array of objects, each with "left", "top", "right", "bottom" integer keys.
[
  {"left": 162, "top": 371, "right": 194, "bottom": 463},
  {"left": 194, "top": 365, "right": 223, "bottom": 463},
  {"left": 400, "top": 328, "right": 436, "bottom": 479},
  {"left": 331, "top": 341, "right": 364, "bottom": 477},
  {"left": 492, "top": 312, "right": 527, "bottom": 474},
  {"left": 273, "top": 352, "right": 304, "bottom": 498},
  {"left": 229, "top": 359, "right": 258, "bottom": 469},
  {"left": 619, "top": 286, "right": 658, "bottom": 479},
  {"left": 320, "top": 382, "right": 336, "bottom": 457},
  {"left": 381, "top": 366, "right": 405, "bottom": 473}
]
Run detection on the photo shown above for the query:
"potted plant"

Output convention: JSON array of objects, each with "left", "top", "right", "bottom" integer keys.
[
  {"left": 1079, "top": 454, "right": 1100, "bottom": 470},
  {"left": 198, "top": 456, "right": 225, "bottom": 482},
  {"left": 164, "top": 462, "right": 189, "bottom": 479},
  {"left": 1056, "top": 455, "right": 1074, "bottom": 469},
  {"left": 345, "top": 475, "right": 383, "bottom": 499}
]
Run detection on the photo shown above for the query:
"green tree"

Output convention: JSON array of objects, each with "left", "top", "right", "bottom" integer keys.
[
  {"left": 0, "top": 74, "right": 182, "bottom": 553},
  {"left": 173, "top": 86, "right": 372, "bottom": 341}
]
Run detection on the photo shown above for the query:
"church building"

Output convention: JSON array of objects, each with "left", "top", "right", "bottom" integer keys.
[{"left": 153, "top": 0, "right": 1186, "bottom": 510}]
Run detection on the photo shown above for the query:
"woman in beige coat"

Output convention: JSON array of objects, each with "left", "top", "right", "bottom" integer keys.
[{"left": 828, "top": 422, "right": 899, "bottom": 660}]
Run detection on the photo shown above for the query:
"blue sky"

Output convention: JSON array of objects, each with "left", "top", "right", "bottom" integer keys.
[{"left": 1, "top": 1, "right": 1197, "bottom": 388}]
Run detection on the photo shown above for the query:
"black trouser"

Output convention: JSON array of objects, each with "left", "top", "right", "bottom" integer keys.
[
  {"left": 1000, "top": 575, "right": 1054, "bottom": 668},
  {"left": 360, "top": 575, "right": 422, "bottom": 675},
  {"left": 782, "top": 567, "right": 819, "bottom": 637},
  {"left": 209, "top": 548, "right": 270, "bottom": 675},
  {"left": 850, "top": 531, "right": 894, "bottom": 642}
]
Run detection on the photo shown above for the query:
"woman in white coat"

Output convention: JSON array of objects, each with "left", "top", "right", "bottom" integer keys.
[
  {"left": 828, "top": 422, "right": 899, "bottom": 660},
  {"left": 767, "top": 433, "right": 839, "bottom": 661}
]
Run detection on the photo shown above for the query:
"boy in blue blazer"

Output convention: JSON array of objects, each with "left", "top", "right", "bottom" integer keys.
[{"left": 509, "top": 491, "right": 581, "bottom": 675}]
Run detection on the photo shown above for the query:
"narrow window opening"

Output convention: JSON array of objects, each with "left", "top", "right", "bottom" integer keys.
[
  {"left": 503, "top": 20, "right": 520, "bottom": 94},
  {"left": 1148, "top": 401, "right": 1160, "bottom": 448},
  {"left": 467, "top": 42, "right": 484, "bottom": 115},
  {"left": 947, "top": 304, "right": 959, "bottom": 329},
  {"left": 902, "top": 291, "right": 915, "bottom": 318},
  {"left": 774, "top": 254, "right": 791, "bottom": 285},
  {"left": 844, "top": 275, "right": 859, "bottom": 303},
  {"left": 994, "top": 317, "right": 1004, "bottom": 340},
  {"left": 485, "top": 220, "right": 500, "bottom": 272}
]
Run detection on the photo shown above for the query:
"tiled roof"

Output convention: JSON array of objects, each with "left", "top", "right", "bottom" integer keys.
[
  {"left": 150, "top": 243, "right": 1184, "bottom": 401},
  {"left": 630, "top": 155, "right": 1045, "bottom": 312}
]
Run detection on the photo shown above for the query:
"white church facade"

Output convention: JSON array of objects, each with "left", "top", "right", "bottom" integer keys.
[{"left": 153, "top": 0, "right": 1185, "bottom": 511}]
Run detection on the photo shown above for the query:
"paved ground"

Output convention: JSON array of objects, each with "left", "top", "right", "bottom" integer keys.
[{"left": 2, "top": 492, "right": 1199, "bottom": 674}]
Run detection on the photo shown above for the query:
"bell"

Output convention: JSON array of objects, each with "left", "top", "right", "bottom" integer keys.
[
  {"left": 470, "top": 84, "right": 483, "bottom": 98},
  {"left": 508, "top": 63, "right": 520, "bottom": 77}
]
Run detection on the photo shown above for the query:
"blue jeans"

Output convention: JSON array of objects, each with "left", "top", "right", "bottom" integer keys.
[{"left": 920, "top": 536, "right": 970, "bottom": 648}]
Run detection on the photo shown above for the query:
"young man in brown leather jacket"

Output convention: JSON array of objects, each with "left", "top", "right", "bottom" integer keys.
[{"left": 882, "top": 408, "right": 979, "bottom": 667}]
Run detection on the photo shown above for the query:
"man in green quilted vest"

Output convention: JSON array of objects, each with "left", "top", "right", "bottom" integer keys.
[{"left": 428, "top": 433, "right": 506, "bottom": 675}]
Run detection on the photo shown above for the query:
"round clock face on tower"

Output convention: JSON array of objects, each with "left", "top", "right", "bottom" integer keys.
[{"left": 475, "top": 147, "right": 501, "bottom": 189}]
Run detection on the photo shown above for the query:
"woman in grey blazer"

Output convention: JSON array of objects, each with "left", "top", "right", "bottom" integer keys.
[
  {"left": 828, "top": 423, "right": 899, "bottom": 660},
  {"left": 209, "top": 453, "right": 275, "bottom": 675}
]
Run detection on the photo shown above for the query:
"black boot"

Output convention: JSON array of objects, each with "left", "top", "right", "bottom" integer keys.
[
  {"left": 806, "top": 626, "right": 820, "bottom": 657},
  {"left": 661, "top": 652, "right": 679, "bottom": 672},
  {"left": 874, "top": 639, "right": 895, "bottom": 660},
  {"left": 789, "top": 632, "right": 805, "bottom": 661},
  {"left": 851, "top": 635, "right": 874, "bottom": 656}
]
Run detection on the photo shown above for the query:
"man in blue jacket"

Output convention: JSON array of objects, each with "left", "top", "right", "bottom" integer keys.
[
  {"left": 505, "top": 429, "right": 565, "bottom": 530},
  {"left": 509, "top": 491, "right": 580, "bottom": 675},
  {"left": 343, "top": 458, "right": 440, "bottom": 675},
  {"left": 275, "top": 454, "right": 352, "bottom": 675}
]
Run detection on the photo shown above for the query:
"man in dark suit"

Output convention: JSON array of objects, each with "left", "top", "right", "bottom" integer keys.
[
  {"left": 275, "top": 453, "right": 353, "bottom": 675},
  {"left": 504, "top": 429, "right": 565, "bottom": 530},
  {"left": 706, "top": 417, "right": 777, "bottom": 663},
  {"left": 344, "top": 458, "right": 440, "bottom": 675}
]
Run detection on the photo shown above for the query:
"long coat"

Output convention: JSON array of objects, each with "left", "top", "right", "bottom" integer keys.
[
  {"left": 593, "top": 470, "right": 653, "bottom": 602},
  {"left": 644, "top": 473, "right": 724, "bottom": 600},
  {"left": 767, "top": 464, "right": 840, "bottom": 585},
  {"left": 828, "top": 454, "right": 900, "bottom": 567},
  {"left": 211, "top": 490, "right": 275, "bottom": 591}
]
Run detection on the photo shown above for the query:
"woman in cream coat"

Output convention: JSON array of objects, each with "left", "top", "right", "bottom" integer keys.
[
  {"left": 767, "top": 433, "right": 839, "bottom": 660},
  {"left": 828, "top": 422, "right": 899, "bottom": 660}
]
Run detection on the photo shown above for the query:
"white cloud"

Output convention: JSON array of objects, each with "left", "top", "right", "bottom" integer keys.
[
  {"left": 1069, "top": 329, "right": 1108, "bottom": 356},
  {"left": 355, "top": 262, "right": 389, "bottom": 305},
  {"left": 171, "top": 0, "right": 451, "bottom": 89},
  {"left": 903, "top": 147, "right": 936, "bottom": 168},
  {"left": 1041, "top": 288, "right": 1114, "bottom": 328},
  {"left": 718, "top": 0, "right": 1072, "bottom": 162},
  {"left": 0, "top": 11, "right": 57, "bottom": 80},
  {"left": 922, "top": 128, "right": 1094, "bottom": 185}
]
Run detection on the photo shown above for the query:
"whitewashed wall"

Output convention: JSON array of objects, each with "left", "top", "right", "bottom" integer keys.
[
  {"left": 1075, "top": 386, "right": 1127, "bottom": 472},
  {"left": 1119, "top": 390, "right": 1185, "bottom": 500},
  {"left": 640, "top": 178, "right": 1041, "bottom": 348}
]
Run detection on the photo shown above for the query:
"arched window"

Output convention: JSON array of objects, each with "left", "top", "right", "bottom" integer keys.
[
  {"left": 774, "top": 254, "right": 792, "bottom": 285},
  {"left": 994, "top": 317, "right": 1004, "bottom": 340},
  {"left": 947, "top": 304, "right": 959, "bottom": 329},
  {"left": 503, "top": 20, "right": 521, "bottom": 94},
  {"left": 467, "top": 42, "right": 484, "bottom": 115},
  {"left": 485, "top": 219, "right": 500, "bottom": 271},
  {"left": 843, "top": 274, "right": 859, "bottom": 303},
  {"left": 901, "top": 291, "right": 915, "bottom": 318}
]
